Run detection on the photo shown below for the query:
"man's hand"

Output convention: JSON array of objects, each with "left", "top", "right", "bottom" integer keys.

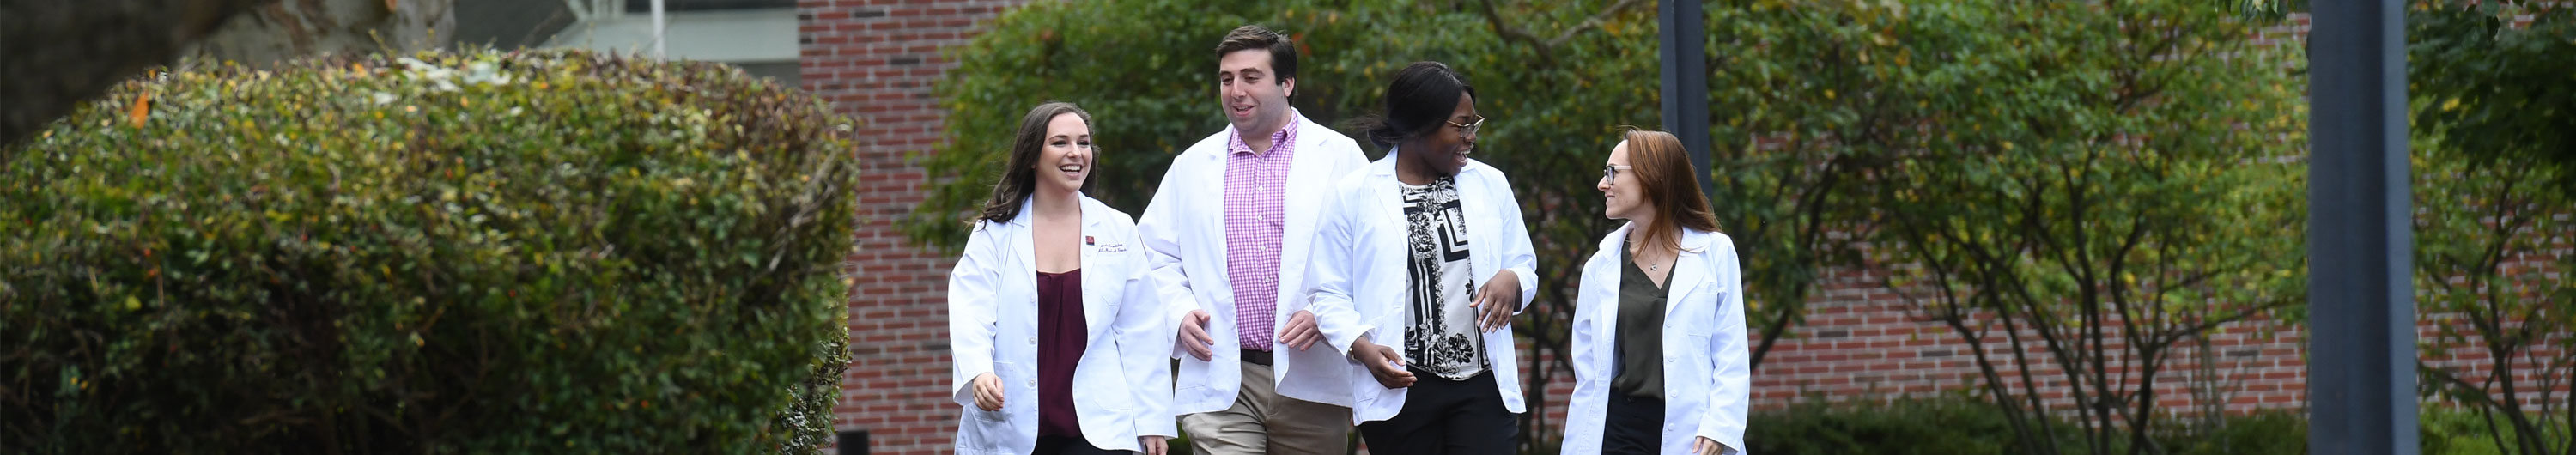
[
  {"left": 1349, "top": 337, "right": 1415, "bottom": 389},
  {"left": 1692, "top": 436, "right": 1728, "bottom": 455},
  {"left": 1177, "top": 310, "right": 1214, "bottom": 361},
  {"left": 1470, "top": 272, "right": 1523, "bottom": 331},
  {"left": 970, "top": 373, "right": 1005, "bottom": 411},
  {"left": 1139, "top": 436, "right": 1168, "bottom": 455},
  {"left": 1279, "top": 310, "right": 1322, "bottom": 350}
]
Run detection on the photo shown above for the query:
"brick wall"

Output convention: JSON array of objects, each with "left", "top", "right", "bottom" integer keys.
[
  {"left": 801, "top": 0, "right": 1030, "bottom": 453},
  {"left": 1744, "top": 267, "right": 2317, "bottom": 412},
  {"left": 811, "top": 5, "right": 2569, "bottom": 453}
]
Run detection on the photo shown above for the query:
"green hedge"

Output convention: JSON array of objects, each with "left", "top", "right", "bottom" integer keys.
[
  {"left": 1748, "top": 395, "right": 2576, "bottom": 455},
  {"left": 1, "top": 49, "right": 855, "bottom": 454},
  {"left": 1746, "top": 395, "right": 2309, "bottom": 455},
  {"left": 1747, "top": 395, "right": 2031, "bottom": 455},
  {"left": 2421, "top": 406, "right": 2574, "bottom": 455}
]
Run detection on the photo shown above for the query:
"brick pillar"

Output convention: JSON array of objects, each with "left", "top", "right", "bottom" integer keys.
[{"left": 799, "top": 1, "right": 1030, "bottom": 453}]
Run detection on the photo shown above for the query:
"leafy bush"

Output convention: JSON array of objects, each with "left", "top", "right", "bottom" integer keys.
[
  {"left": 1750, "top": 395, "right": 2318, "bottom": 455},
  {"left": 2156, "top": 411, "right": 2305, "bottom": 455},
  {"left": 1, "top": 49, "right": 856, "bottom": 454},
  {"left": 2409, "top": 5, "right": 2576, "bottom": 455},
  {"left": 2421, "top": 406, "right": 2576, "bottom": 455},
  {"left": 1753, "top": 397, "right": 2576, "bottom": 455},
  {"left": 1747, "top": 395, "right": 2034, "bottom": 455}
]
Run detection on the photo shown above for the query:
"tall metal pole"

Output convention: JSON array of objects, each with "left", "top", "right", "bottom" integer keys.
[
  {"left": 1658, "top": 0, "right": 1714, "bottom": 198},
  {"left": 2306, "top": 0, "right": 2417, "bottom": 453}
]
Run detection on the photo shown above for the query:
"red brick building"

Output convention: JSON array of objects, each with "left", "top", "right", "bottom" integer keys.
[
  {"left": 802, "top": 3, "right": 2566, "bottom": 453},
  {"left": 802, "top": 1, "right": 1025, "bottom": 452}
]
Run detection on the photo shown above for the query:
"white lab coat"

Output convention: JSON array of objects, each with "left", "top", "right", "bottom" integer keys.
[
  {"left": 949, "top": 196, "right": 1176, "bottom": 455},
  {"left": 1138, "top": 112, "right": 1371, "bottom": 414},
  {"left": 1303, "top": 150, "right": 1540, "bottom": 424},
  {"left": 1559, "top": 223, "right": 1750, "bottom": 455}
]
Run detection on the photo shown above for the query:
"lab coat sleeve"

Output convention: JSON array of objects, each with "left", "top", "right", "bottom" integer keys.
[
  {"left": 947, "top": 221, "right": 1002, "bottom": 408},
  {"left": 1490, "top": 173, "right": 1540, "bottom": 312},
  {"left": 1135, "top": 167, "right": 1205, "bottom": 360},
  {"left": 1568, "top": 254, "right": 1607, "bottom": 384},
  {"left": 1112, "top": 227, "right": 1180, "bottom": 438},
  {"left": 1303, "top": 183, "right": 1373, "bottom": 356},
  {"left": 1697, "top": 238, "right": 1751, "bottom": 455}
]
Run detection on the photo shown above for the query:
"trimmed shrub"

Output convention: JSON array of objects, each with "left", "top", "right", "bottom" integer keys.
[
  {"left": 2421, "top": 406, "right": 2574, "bottom": 455},
  {"left": 1, "top": 49, "right": 855, "bottom": 454},
  {"left": 1749, "top": 395, "right": 2312, "bottom": 455},
  {"left": 1747, "top": 395, "right": 2031, "bottom": 455},
  {"left": 2156, "top": 411, "right": 2306, "bottom": 455}
]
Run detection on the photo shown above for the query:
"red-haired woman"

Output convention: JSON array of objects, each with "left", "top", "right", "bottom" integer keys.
[{"left": 1559, "top": 130, "right": 1750, "bottom": 455}]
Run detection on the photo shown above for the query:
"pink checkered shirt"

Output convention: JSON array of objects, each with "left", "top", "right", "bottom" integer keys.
[{"left": 1224, "top": 114, "right": 1300, "bottom": 351}]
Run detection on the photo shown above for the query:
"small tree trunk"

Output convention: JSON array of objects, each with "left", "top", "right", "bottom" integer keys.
[
  {"left": 181, "top": 0, "right": 456, "bottom": 67},
  {"left": 0, "top": 0, "right": 271, "bottom": 147}
]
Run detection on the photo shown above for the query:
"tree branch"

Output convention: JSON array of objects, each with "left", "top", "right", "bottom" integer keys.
[{"left": 1474, "top": 0, "right": 1650, "bottom": 66}]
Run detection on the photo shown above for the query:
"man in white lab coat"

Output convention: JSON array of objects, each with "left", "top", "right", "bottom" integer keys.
[{"left": 1136, "top": 25, "right": 1370, "bottom": 455}]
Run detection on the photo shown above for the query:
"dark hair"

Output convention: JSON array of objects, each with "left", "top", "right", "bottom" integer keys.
[
  {"left": 1214, "top": 25, "right": 1297, "bottom": 89},
  {"left": 975, "top": 101, "right": 1094, "bottom": 223},
  {"left": 1620, "top": 129, "right": 1722, "bottom": 251},
  {"left": 1353, "top": 61, "right": 1474, "bottom": 149}
]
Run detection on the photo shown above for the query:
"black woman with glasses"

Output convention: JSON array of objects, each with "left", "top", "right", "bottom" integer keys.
[{"left": 1299, "top": 61, "right": 1539, "bottom": 454}]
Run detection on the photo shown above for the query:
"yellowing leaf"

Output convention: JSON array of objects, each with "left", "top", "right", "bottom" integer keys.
[{"left": 128, "top": 92, "right": 152, "bottom": 128}]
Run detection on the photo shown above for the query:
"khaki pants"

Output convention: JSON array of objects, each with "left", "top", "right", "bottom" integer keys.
[{"left": 1180, "top": 360, "right": 1352, "bottom": 455}]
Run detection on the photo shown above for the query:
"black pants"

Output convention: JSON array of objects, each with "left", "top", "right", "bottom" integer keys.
[
  {"left": 1035, "top": 435, "right": 1123, "bottom": 455},
  {"left": 1357, "top": 368, "right": 1517, "bottom": 454},
  {"left": 1601, "top": 394, "right": 1666, "bottom": 454}
]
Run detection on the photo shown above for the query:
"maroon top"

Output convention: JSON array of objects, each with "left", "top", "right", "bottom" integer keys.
[{"left": 1035, "top": 269, "right": 1087, "bottom": 439}]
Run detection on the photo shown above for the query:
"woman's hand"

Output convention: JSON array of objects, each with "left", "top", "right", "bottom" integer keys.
[
  {"left": 1177, "top": 309, "right": 1215, "bottom": 361},
  {"left": 970, "top": 373, "right": 1005, "bottom": 411},
  {"left": 1691, "top": 436, "right": 1728, "bottom": 455},
  {"left": 1139, "top": 435, "right": 1168, "bottom": 455},
  {"left": 1350, "top": 337, "right": 1416, "bottom": 389},
  {"left": 1471, "top": 271, "right": 1522, "bottom": 331}
]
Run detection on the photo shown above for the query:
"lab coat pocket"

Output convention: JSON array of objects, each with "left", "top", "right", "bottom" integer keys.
[
  {"left": 958, "top": 362, "right": 1018, "bottom": 453},
  {"left": 978, "top": 361, "right": 1020, "bottom": 420},
  {"left": 1681, "top": 281, "right": 1724, "bottom": 325},
  {"left": 1673, "top": 331, "right": 1716, "bottom": 403}
]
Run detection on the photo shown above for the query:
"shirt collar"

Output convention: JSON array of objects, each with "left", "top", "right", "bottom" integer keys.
[{"left": 1226, "top": 110, "right": 1301, "bottom": 155}]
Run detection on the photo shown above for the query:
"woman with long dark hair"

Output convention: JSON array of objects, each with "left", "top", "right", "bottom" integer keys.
[
  {"left": 1560, "top": 130, "right": 1749, "bottom": 455},
  {"left": 948, "top": 102, "right": 1174, "bottom": 455},
  {"left": 1303, "top": 61, "right": 1540, "bottom": 454}
]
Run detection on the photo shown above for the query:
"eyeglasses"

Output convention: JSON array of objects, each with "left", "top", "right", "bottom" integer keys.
[
  {"left": 1446, "top": 115, "right": 1486, "bottom": 139},
  {"left": 1603, "top": 164, "right": 1634, "bottom": 185}
]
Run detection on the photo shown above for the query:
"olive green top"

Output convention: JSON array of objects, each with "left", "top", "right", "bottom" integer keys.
[{"left": 1612, "top": 240, "right": 1670, "bottom": 400}]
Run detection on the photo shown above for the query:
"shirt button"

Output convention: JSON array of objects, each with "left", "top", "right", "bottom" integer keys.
[{"left": 1258, "top": 185, "right": 1267, "bottom": 191}]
